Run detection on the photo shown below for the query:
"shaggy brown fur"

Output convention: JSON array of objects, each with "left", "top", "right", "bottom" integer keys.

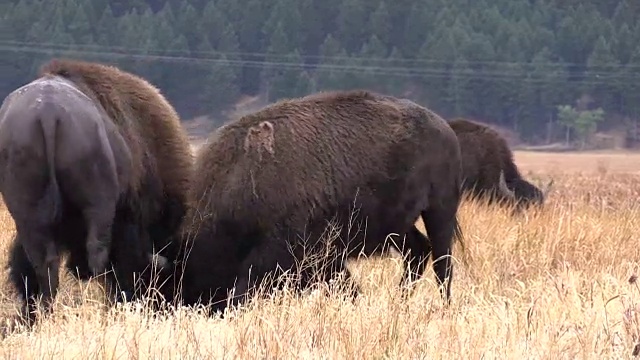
[
  {"left": 174, "top": 90, "right": 464, "bottom": 312},
  {"left": 2, "top": 58, "right": 193, "bottom": 324},
  {"left": 449, "top": 118, "right": 546, "bottom": 209},
  {"left": 39, "top": 59, "right": 193, "bottom": 204}
]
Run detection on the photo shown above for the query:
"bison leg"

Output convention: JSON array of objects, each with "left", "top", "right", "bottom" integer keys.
[
  {"left": 104, "top": 218, "right": 145, "bottom": 304},
  {"left": 398, "top": 225, "right": 431, "bottom": 287},
  {"left": 107, "top": 213, "right": 171, "bottom": 305},
  {"left": 228, "top": 238, "right": 298, "bottom": 310},
  {"left": 63, "top": 217, "right": 92, "bottom": 281},
  {"left": 298, "top": 252, "right": 359, "bottom": 299},
  {"left": 9, "top": 226, "right": 60, "bottom": 323},
  {"left": 8, "top": 238, "right": 40, "bottom": 324},
  {"left": 84, "top": 206, "right": 115, "bottom": 278},
  {"left": 421, "top": 205, "right": 457, "bottom": 304}
]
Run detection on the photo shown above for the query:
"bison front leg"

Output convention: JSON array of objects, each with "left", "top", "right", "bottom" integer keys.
[
  {"left": 227, "top": 238, "right": 299, "bottom": 311},
  {"left": 398, "top": 225, "right": 431, "bottom": 288}
]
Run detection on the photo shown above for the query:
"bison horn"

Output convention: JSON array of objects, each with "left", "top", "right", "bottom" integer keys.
[
  {"left": 498, "top": 170, "right": 516, "bottom": 200},
  {"left": 148, "top": 253, "right": 169, "bottom": 270},
  {"left": 542, "top": 179, "right": 554, "bottom": 197}
]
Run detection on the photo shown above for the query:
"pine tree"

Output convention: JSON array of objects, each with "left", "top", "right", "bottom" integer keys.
[
  {"left": 585, "top": 36, "right": 622, "bottom": 111},
  {"left": 315, "top": 34, "right": 349, "bottom": 91},
  {"left": 335, "top": 0, "right": 368, "bottom": 54},
  {"left": 199, "top": 35, "right": 241, "bottom": 116},
  {"left": 94, "top": 5, "right": 117, "bottom": 46},
  {"left": 356, "top": 35, "right": 389, "bottom": 92},
  {"left": 263, "top": 22, "right": 307, "bottom": 101},
  {"left": 368, "top": 2, "right": 391, "bottom": 47},
  {"left": 263, "top": 0, "right": 302, "bottom": 50}
]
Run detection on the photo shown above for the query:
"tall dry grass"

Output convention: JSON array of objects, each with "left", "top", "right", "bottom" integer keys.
[{"left": 1, "top": 151, "right": 640, "bottom": 359}]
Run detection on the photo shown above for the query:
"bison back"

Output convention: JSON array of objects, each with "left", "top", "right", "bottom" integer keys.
[{"left": 191, "top": 90, "right": 460, "bottom": 244}]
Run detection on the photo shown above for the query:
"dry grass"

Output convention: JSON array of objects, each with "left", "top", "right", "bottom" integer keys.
[{"left": 1, "top": 150, "right": 640, "bottom": 358}]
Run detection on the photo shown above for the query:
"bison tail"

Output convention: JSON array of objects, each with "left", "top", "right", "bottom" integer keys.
[{"left": 39, "top": 112, "right": 62, "bottom": 223}]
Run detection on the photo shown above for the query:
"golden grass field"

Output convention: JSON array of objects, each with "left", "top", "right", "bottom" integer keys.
[{"left": 1, "top": 150, "right": 640, "bottom": 359}]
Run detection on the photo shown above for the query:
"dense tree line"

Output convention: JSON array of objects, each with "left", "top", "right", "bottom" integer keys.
[{"left": 1, "top": 0, "right": 639, "bottom": 143}]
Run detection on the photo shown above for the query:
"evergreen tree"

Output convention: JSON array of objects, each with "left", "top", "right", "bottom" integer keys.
[
  {"left": 368, "top": 2, "right": 391, "bottom": 47},
  {"left": 263, "top": 22, "right": 306, "bottom": 101},
  {"left": 66, "top": 2, "right": 93, "bottom": 45},
  {"left": 263, "top": 0, "right": 302, "bottom": 50},
  {"left": 199, "top": 2, "right": 226, "bottom": 50},
  {"left": 446, "top": 56, "right": 473, "bottom": 116},
  {"left": 585, "top": 36, "right": 622, "bottom": 111},
  {"left": 199, "top": 34, "right": 241, "bottom": 116},
  {"left": 402, "top": 1, "right": 433, "bottom": 58},
  {"left": 355, "top": 35, "right": 390, "bottom": 92},
  {"left": 94, "top": 5, "right": 118, "bottom": 46},
  {"left": 620, "top": 48, "right": 640, "bottom": 117},
  {"left": 335, "top": 0, "right": 368, "bottom": 54},
  {"left": 298, "top": 0, "right": 324, "bottom": 57},
  {"left": 315, "top": 34, "right": 349, "bottom": 91}
]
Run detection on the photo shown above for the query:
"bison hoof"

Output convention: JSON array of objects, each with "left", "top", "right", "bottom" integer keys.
[{"left": 88, "top": 248, "right": 109, "bottom": 276}]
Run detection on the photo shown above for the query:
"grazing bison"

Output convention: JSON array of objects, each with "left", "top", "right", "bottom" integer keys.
[
  {"left": 172, "top": 90, "right": 464, "bottom": 312},
  {"left": 448, "top": 118, "right": 551, "bottom": 210},
  {"left": 0, "top": 58, "right": 193, "bottom": 324}
]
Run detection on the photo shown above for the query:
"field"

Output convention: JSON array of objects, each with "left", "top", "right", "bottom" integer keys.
[{"left": 1, "top": 150, "right": 640, "bottom": 358}]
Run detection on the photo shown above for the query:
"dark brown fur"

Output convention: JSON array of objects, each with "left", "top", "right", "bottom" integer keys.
[
  {"left": 172, "top": 90, "right": 463, "bottom": 312},
  {"left": 449, "top": 118, "right": 546, "bottom": 209},
  {"left": 1, "top": 58, "right": 193, "bottom": 325}
]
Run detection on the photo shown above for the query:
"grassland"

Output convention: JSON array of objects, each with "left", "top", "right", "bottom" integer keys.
[{"left": 1, "top": 150, "right": 640, "bottom": 359}]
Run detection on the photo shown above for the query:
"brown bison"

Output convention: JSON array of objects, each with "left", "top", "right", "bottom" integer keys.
[
  {"left": 171, "top": 90, "right": 464, "bottom": 312},
  {"left": 449, "top": 118, "right": 551, "bottom": 210},
  {"left": 0, "top": 58, "right": 193, "bottom": 324}
]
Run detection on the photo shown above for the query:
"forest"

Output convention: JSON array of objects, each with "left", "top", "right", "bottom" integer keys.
[{"left": 0, "top": 0, "right": 639, "bottom": 143}]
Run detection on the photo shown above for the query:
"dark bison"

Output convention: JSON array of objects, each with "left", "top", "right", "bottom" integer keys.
[
  {"left": 0, "top": 58, "right": 193, "bottom": 324},
  {"left": 171, "top": 90, "right": 464, "bottom": 312},
  {"left": 448, "top": 118, "right": 551, "bottom": 210}
]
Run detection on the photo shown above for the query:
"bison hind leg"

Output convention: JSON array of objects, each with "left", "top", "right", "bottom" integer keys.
[
  {"left": 9, "top": 226, "right": 61, "bottom": 324},
  {"left": 61, "top": 215, "right": 92, "bottom": 280},
  {"left": 82, "top": 203, "right": 117, "bottom": 277},
  {"left": 147, "top": 193, "right": 188, "bottom": 262},
  {"left": 397, "top": 225, "right": 432, "bottom": 288},
  {"left": 421, "top": 203, "right": 459, "bottom": 304},
  {"left": 8, "top": 238, "right": 40, "bottom": 325},
  {"left": 65, "top": 247, "right": 92, "bottom": 281}
]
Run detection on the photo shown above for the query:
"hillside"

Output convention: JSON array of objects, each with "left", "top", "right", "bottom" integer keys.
[{"left": 1, "top": 0, "right": 640, "bottom": 144}]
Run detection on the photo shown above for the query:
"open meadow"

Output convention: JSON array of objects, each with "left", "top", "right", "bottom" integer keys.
[{"left": 1, "top": 150, "right": 640, "bottom": 358}]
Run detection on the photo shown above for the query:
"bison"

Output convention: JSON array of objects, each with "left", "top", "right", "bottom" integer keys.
[
  {"left": 448, "top": 118, "right": 551, "bottom": 210},
  {"left": 0, "top": 58, "right": 193, "bottom": 324},
  {"left": 170, "top": 90, "right": 464, "bottom": 312}
]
